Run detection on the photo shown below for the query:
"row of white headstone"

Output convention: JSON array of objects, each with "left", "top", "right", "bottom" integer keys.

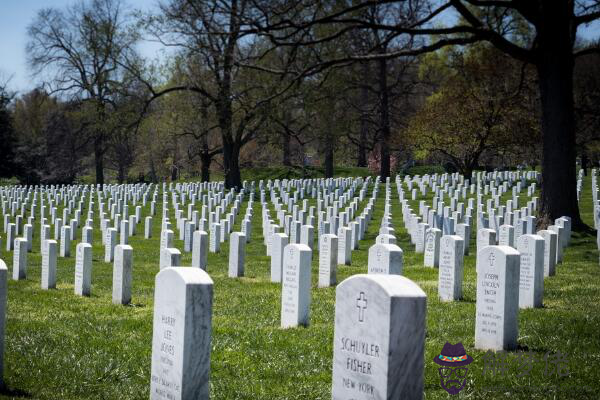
[
  {"left": 149, "top": 239, "right": 428, "bottom": 400},
  {"left": 0, "top": 170, "right": 580, "bottom": 398},
  {"left": 9, "top": 235, "right": 134, "bottom": 305},
  {"left": 148, "top": 224, "right": 575, "bottom": 400}
]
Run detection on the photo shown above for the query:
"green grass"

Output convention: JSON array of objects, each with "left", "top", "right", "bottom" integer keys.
[{"left": 0, "top": 173, "right": 598, "bottom": 399}]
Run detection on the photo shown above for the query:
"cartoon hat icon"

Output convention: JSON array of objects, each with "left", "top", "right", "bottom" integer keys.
[{"left": 433, "top": 342, "right": 474, "bottom": 366}]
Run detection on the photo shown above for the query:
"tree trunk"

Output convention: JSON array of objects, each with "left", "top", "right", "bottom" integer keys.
[
  {"left": 200, "top": 152, "right": 212, "bottom": 182},
  {"left": 230, "top": 145, "right": 242, "bottom": 189},
  {"left": 282, "top": 129, "right": 291, "bottom": 166},
  {"left": 171, "top": 135, "right": 179, "bottom": 182},
  {"left": 378, "top": 57, "right": 391, "bottom": 178},
  {"left": 223, "top": 140, "right": 242, "bottom": 189},
  {"left": 535, "top": 2, "right": 584, "bottom": 230},
  {"left": 149, "top": 158, "right": 157, "bottom": 183},
  {"left": 357, "top": 62, "right": 369, "bottom": 167},
  {"left": 581, "top": 147, "right": 588, "bottom": 176},
  {"left": 117, "top": 163, "right": 125, "bottom": 184},
  {"left": 358, "top": 128, "right": 368, "bottom": 167},
  {"left": 94, "top": 134, "right": 104, "bottom": 185},
  {"left": 463, "top": 165, "right": 473, "bottom": 180},
  {"left": 324, "top": 131, "right": 334, "bottom": 178},
  {"left": 200, "top": 102, "right": 212, "bottom": 183}
]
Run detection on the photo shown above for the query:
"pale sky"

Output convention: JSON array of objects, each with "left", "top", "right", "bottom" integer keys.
[
  {"left": 0, "top": 0, "right": 165, "bottom": 93},
  {"left": 1, "top": 1, "right": 599, "bottom": 94}
]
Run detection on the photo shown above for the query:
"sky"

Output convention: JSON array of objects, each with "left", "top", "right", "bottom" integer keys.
[
  {"left": 0, "top": 0, "right": 165, "bottom": 93},
  {"left": 1, "top": 1, "right": 599, "bottom": 94}
]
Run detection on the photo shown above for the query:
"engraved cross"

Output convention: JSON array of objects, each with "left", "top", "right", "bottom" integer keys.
[{"left": 356, "top": 292, "right": 368, "bottom": 322}]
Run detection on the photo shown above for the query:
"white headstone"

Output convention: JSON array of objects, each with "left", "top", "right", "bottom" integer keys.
[
  {"left": 517, "top": 234, "right": 544, "bottom": 309},
  {"left": 5, "top": 224, "right": 14, "bottom": 251},
  {"left": 375, "top": 234, "right": 396, "bottom": 245},
  {"left": 41, "top": 239, "right": 57, "bottom": 289},
  {"left": 538, "top": 229, "right": 557, "bottom": 277},
  {"left": 0, "top": 260, "right": 6, "bottom": 383},
  {"left": 184, "top": 221, "right": 195, "bottom": 252},
  {"left": 337, "top": 227, "right": 352, "bottom": 265},
  {"left": 160, "top": 229, "right": 174, "bottom": 251},
  {"left": 318, "top": 234, "right": 337, "bottom": 288},
  {"left": 12, "top": 238, "right": 27, "bottom": 280},
  {"left": 74, "top": 243, "right": 92, "bottom": 296},
  {"left": 209, "top": 223, "right": 221, "bottom": 253},
  {"left": 120, "top": 220, "right": 129, "bottom": 245},
  {"left": 331, "top": 274, "right": 426, "bottom": 400},
  {"left": 424, "top": 228, "right": 441, "bottom": 267},
  {"left": 438, "top": 235, "right": 464, "bottom": 301},
  {"left": 477, "top": 228, "right": 496, "bottom": 254},
  {"left": 270, "top": 233, "right": 288, "bottom": 283},
  {"left": 498, "top": 224, "right": 515, "bottom": 248},
  {"left": 160, "top": 248, "right": 181, "bottom": 270},
  {"left": 60, "top": 225, "right": 71, "bottom": 257},
  {"left": 555, "top": 217, "right": 571, "bottom": 245},
  {"left": 300, "top": 225, "right": 314, "bottom": 251},
  {"left": 82, "top": 226, "right": 93, "bottom": 245},
  {"left": 228, "top": 232, "right": 246, "bottom": 278},
  {"left": 415, "top": 222, "right": 428, "bottom": 253},
  {"left": 24, "top": 224, "right": 32, "bottom": 252},
  {"left": 150, "top": 267, "right": 213, "bottom": 400},
  {"left": 104, "top": 228, "right": 117, "bottom": 263},
  {"left": 191, "top": 230, "right": 208, "bottom": 270},
  {"left": 281, "top": 243, "right": 312, "bottom": 328},
  {"left": 456, "top": 223, "right": 471, "bottom": 255},
  {"left": 367, "top": 243, "right": 403, "bottom": 275},
  {"left": 145, "top": 216, "right": 153, "bottom": 239},
  {"left": 548, "top": 225, "right": 564, "bottom": 264},
  {"left": 475, "top": 246, "right": 520, "bottom": 351},
  {"left": 113, "top": 244, "right": 133, "bottom": 305}
]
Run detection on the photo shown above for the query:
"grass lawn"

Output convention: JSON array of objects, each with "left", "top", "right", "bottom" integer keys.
[{"left": 0, "top": 173, "right": 598, "bottom": 399}]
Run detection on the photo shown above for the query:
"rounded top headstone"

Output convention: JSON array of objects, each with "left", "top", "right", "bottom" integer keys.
[
  {"left": 338, "top": 273, "right": 426, "bottom": 298},
  {"left": 156, "top": 267, "right": 214, "bottom": 286}
]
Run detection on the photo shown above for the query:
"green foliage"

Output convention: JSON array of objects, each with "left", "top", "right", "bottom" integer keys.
[
  {"left": 407, "top": 45, "right": 540, "bottom": 174},
  {"left": 0, "top": 86, "right": 16, "bottom": 178},
  {"left": 403, "top": 165, "right": 446, "bottom": 176},
  {"left": 73, "top": 175, "right": 99, "bottom": 185},
  {"left": 0, "top": 177, "right": 19, "bottom": 186}
]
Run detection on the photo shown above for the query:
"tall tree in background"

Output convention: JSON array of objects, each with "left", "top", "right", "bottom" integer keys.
[
  {"left": 12, "top": 89, "right": 57, "bottom": 183},
  {"left": 252, "top": 0, "right": 427, "bottom": 178},
  {"left": 408, "top": 45, "right": 539, "bottom": 176},
  {"left": 27, "top": 0, "right": 139, "bottom": 184},
  {"left": 141, "top": 0, "right": 281, "bottom": 189},
  {"left": 574, "top": 51, "right": 600, "bottom": 174},
  {"left": 13, "top": 89, "right": 92, "bottom": 184},
  {"left": 361, "top": 3, "right": 420, "bottom": 178},
  {"left": 254, "top": 0, "right": 600, "bottom": 229},
  {"left": 0, "top": 79, "right": 16, "bottom": 178}
]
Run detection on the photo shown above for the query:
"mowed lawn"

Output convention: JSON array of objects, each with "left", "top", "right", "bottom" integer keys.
[{"left": 0, "top": 173, "right": 598, "bottom": 399}]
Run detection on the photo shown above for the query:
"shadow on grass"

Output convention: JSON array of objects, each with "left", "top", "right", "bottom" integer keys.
[
  {"left": 516, "top": 343, "right": 551, "bottom": 354},
  {"left": 459, "top": 296, "right": 475, "bottom": 303},
  {"left": 0, "top": 384, "right": 31, "bottom": 398}
]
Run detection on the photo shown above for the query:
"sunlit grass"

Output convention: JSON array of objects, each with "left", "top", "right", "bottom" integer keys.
[{"left": 0, "top": 173, "right": 597, "bottom": 399}]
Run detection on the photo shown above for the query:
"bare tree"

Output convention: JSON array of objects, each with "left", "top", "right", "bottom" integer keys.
[
  {"left": 133, "top": 0, "right": 290, "bottom": 189},
  {"left": 27, "top": 0, "right": 140, "bottom": 184}
]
